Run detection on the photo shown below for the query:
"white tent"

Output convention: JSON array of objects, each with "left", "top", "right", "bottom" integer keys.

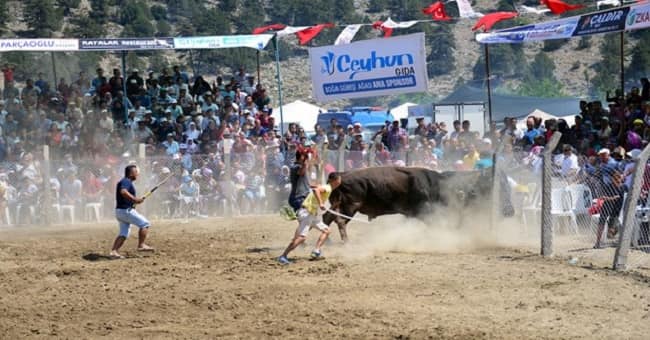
[
  {"left": 516, "top": 109, "right": 560, "bottom": 130},
  {"left": 277, "top": 100, "right": 324, "bottom": 133},
  {"left": 389, "top": 102, "right": 417, "bottom": 121},
  {"left": 516, "top": 109, "right": 578, "bottom": 130}
]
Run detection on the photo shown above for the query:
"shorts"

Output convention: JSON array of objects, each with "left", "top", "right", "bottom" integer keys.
[
  {"left": 295, "top": 208, "right": 328, "bottom": 237},
  {"left": 115, "top": 208, "right": 151, "bottom": 237}
]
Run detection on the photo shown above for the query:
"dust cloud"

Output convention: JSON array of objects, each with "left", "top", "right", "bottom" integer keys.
[{"left": 328, "top": 203, "right": 539, "bottom": 259}]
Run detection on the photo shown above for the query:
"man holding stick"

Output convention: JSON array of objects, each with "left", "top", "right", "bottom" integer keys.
[{"left": 110, "top": 164, "right": 154, "bottom": 259}]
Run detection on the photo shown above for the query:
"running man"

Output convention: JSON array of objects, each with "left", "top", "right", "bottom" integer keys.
[
  {"left": 278, "top": 172, "right": 342, "bottom": 265},
  {"left": 110, "top": 164, "right": 154, "bottom": 258}
]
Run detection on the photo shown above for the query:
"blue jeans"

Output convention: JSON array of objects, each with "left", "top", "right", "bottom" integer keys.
[{"left": 115, "top": 208, "right": 150, "bottom": 237}]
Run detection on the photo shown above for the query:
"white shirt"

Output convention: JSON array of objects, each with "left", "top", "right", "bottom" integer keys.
[{"left": 560, "top": 153, "right": 579, "bottom": 177}]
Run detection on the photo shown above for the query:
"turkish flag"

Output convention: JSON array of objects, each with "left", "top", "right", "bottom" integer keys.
[
  {"left": 252, "top": 24, "right": 286, "bottom": 34},
  {"left": 372, "top": 21, "right": 393, "bottom": 37},
  {"left": 422, "top": 2, "right": 452, "bottom": 21},
  {"left": 540, "top": 0, "right": 585, "bottom": 15},
  {"left": 472, "top": 11, "right": 518, "bottom": 32},
  {"left": 295, "top": 23, "right": 334, "bottom": 45}
]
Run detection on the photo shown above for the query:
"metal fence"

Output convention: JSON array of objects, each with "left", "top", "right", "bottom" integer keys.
[{"left": 535, "top": 133, "right": 650, "bottom": 271}]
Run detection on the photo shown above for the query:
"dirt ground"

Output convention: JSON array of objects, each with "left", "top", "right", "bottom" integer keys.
[{"left": 1, "top": 214, "right": 650, "bottom": 339}]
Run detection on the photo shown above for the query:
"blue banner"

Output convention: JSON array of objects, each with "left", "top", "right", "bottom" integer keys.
[
  {"left": 79, "top": 38, "right": 175, "bottom": 51},
  {"left": 572, "top": 7, "right": 629, "bottom": 36}
]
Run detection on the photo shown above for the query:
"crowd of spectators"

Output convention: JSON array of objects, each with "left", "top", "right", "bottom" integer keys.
[{"left": 0, "top": 60, "right": 649, "bottom": 232}]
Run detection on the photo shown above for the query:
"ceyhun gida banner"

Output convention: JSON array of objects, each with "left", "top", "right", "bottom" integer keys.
[{"left": 309, "top": 33, "right": 429, "bottom": 102}]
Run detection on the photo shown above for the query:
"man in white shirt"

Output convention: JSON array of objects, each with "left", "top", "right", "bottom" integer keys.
[{"left": 555, "top": 144, "right": 579, "bottom": 178}]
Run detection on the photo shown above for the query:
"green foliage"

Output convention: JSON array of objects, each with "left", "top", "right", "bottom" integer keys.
[
  {"left": 591, "top": 34, "right": 623, "bottom": 96},
  {"left": 496, "top": 0, "right": 516, "bottom": 11},
  {"left": 516, "top": 78, "right": 567, "bottom": 98},
  {"left": 368, "top": 0, "right": 389, "bottom": 12},
  {"left": 235, "top": 0, "right": 265, "bottom": 33},
  {"left": 473, "top": 44, "right": 526, "bottom": 79},
  {"left": 528, "top": 52, "right": 555, "bottom": 80},
  {"left": 156, "top": 20, "right": 172, "bottom": 37},
  {"left": 577, "top": 36, "right": 591, "bottom": 50},
  {"left": 626, "top": 31, "right": 650, "bottom": 81},
  {"left": 57, "top": 0, "right": 81, "bottom": 15},
  {"left": 0, "top": 0, "right": 8, "bottom": 32},
  {"left": 120, "top": 0, "right": 152, "bottom": 25},
  {"left": 192, "top": 7, "right": 230, "bottom": 35},
  {"left": 23, "top": 0, "right": 63, "bottom": 37},
  {"left": 515, "top": 51, "right": 566, "bottom": 98},
  {"left": 122, "top": 18, "right": 155, "bottom": 37},
  {"left": 150, "top": 4, "right": 167, "bottom": 20},
  {"left": 218, "top": 0, "right": 239, "bottom": 12},
  {"left": 542, "top": 39, "right": 569, "bottom": 52},
  {"left": 69, "top": 15, "right": 106, "bottom": 37},
  {"left": 89, "top": 0, "right": 111, "bottom": 24},
  {"left": 427, "top": 24, "right": 456, "bottom": 77}
]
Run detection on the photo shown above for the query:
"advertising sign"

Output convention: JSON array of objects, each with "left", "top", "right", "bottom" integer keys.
[
  {"left": 173, "top": 35, "right": 273, "bottom": 50},
  {"left": 309, "top": 33, "right": 429, "bottom": 102},
  {"left": 572, "top": 7, "right": 629, "bottom": 36},
  {"left": 79, "top": 38, "right": 174, "bottom": 51},
  {"left": 477, "top": 17, "right": 578, "bottom": 44},
  {"left": 0, "top": 39, "right": 78, "bottom": 52},
  {"left": 626, "top": 3, "right": 650, "bottom": 30}
]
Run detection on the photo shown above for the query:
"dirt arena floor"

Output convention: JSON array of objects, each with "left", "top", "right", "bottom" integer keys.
[{"left": 1, "top": 214, "right": 650, "bottom": 339}]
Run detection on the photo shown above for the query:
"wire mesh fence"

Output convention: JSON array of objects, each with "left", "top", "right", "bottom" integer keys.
[{"left": 532, "top": 133, "right": 650, "bottom": 271}]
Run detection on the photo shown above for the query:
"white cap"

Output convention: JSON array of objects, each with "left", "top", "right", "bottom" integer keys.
[
  {"left": 482, "top": 138, "right": 492, "bottom": 145},
  {"left": 598, "top": 148, "right": 610, "bottom": 155}
]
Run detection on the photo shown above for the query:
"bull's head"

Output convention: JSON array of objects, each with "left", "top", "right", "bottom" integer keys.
[{"left": 321, "top": 190, "right": 350, "bottom": 243}]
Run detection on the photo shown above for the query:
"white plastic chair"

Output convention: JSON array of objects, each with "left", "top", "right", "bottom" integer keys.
[
  {"left": 550, "top": 187, "right": 578, "bottom": 235},
  {"left": 59, "top": 205, "right": 75, "bottom": 224},
  {"left": 521, "top": 184, "right": 542, "bottom": 230},
  {"left": 84, "top": 202, "right": 102, "bottom": 222}
]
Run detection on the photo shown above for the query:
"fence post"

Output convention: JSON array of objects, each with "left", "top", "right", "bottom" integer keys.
[
  {"left": 319, "top": 142, "right": 327, "bottom": 184},
  {"left": 138, "top": 143, "right": 147, "bottom": 216},
  {"left": 337, "top": 136, "right": 347, "bottom": 172},
  {"left": 489, "top": 141, "right": 505, "bottom": 232},
  {"left": 223, "top": 139, "right": 233, "bottom": 180},
  {"left": 541, "top": 132, "right": 562, "bottom": 257},
  {"left": 42, "top": 145, "right": 52, "bottom": 226},
  {"left": 613, "top": 143, "right": 650, "bottom": 270}
]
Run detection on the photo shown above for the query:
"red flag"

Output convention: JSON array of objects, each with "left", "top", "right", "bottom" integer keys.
[
  {"left": 540, "top": 0, "right": 585, "bottom": 15},
  {"left": 252, "top": 24, "right": 286, "bottom": 34},
  {"left": 422, "top": 2, "right": 452, "bottom": 21},
  {"left": 372, "top": 21, "right": 393, "bottom": 38},
  {"left": 472, "top": 11, "right": 518, "bottom": 32},
  {"left": 295, "top": 23, "right": 334, "bottom": 45}
]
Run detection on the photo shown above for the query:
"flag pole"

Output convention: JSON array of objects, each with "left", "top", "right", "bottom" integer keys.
[
  {"left": 484, "top": 44, "right": 493, "bottom": 127},
  {"left": 256, "top": 50, "right": 261, "bottom": 85},
  {"left": 50, "top": 52, "right": 58, "bottom": 92},
  {"left": 121, "top": 51, "right": 128, "bottom": 124},
  {"left": 273, "top": 35, "right": 285, "bottom": 136}
]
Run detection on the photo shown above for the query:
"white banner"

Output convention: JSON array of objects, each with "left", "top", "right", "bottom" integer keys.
[
  {"left": 382, "top": 18, "right": 419, "bottom": 29},
  {"left": 0, "top": 39, "right": 78, "bottom": 52},
  {"left": 276, "top": 26, "right": 310, "bottom": 37},
  {"left": 335, "top": 25, "right": 362, "bottom": 45},
  {"left": 309, "top": 33, "right": 429, "bottom": 102},
  {"left": 456, "top": 0, "right": 483, "bottom": 18},
  {"left": 626, "top": 3, "right": 650, "bottom": 30},
  {"left": 173, "top": 35, "right": 273, "bottom": 50},
  {"left": 476, "top": 17, "right": 579, "bottom": 43}
]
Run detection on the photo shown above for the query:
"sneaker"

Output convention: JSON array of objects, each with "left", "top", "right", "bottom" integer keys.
[
  {"left": 310, "top": 250, "right": 322, "bottom": 259},
  {"left": 277, "top": 256, "right": 291, "bottom": 265}
]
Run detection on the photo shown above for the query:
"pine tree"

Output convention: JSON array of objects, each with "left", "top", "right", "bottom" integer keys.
[
  {"left": 592, "top": 34, "right": 624, "bottom": 95},
  {"left": 0, "top": 0, "right": 8, "bottom": 32},
  {"left": 23, "top": 0, "right": 63, "bottom": 37}
]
